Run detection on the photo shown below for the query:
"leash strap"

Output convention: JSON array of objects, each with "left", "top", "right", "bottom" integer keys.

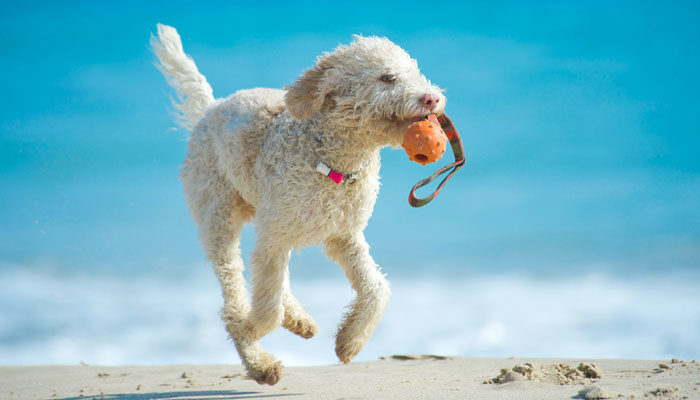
[{"left": 408, "top": 113, "right": 465, "bottom": 207}]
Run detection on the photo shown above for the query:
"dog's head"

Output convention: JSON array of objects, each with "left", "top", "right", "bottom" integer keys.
[{"left": 285, "top": 35, "right": 445, "bottom": 147}]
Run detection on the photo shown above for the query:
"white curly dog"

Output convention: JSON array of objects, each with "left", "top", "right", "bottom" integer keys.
[{"left": 151, "top": 24, "right": 445, "bottom": 385}]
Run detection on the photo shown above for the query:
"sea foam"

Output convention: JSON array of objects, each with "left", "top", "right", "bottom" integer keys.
[{"left": 1, "top": 265, "right": 698, "bottom": 366}]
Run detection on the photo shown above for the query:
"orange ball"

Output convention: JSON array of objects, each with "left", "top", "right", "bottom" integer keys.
[{"left": 403, "top": 116, "right": 447, "bottom": 165}]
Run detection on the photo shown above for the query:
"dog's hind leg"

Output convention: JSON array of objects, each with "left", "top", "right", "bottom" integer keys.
[
  {"left": 188, "top": 180, "right": 282, "bottom": 385},
  {"left": 324, "top": 233, "right": 391, "bottom": 364},
  {"left": 200, "top": 191, "right": 254, "bottom": 337},
  {"left": 248, "top": 233, "right": 292, "bottom": 340},
  {"left": 282, "top": 276, "right": 318, "bottom": 339}
]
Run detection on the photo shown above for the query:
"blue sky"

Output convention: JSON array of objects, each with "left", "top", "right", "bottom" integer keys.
[{"left": 1, "top": 1, "right": 699, "bottom": 277}]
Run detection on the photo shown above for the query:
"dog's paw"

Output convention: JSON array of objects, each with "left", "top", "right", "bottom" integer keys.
[
  {"left": 248, "top": 360, "right": 283, "bottom": 386},
  {"left": 283, "top": 312, "right": 318, "bottom": 339},
  {"left": 335, "top": 329, "right": 366, "bottom": 364}
]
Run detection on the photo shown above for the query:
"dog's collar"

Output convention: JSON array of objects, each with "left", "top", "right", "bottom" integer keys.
[
  {"left": 315, "top": 161, "right": 364, "bottom": 184},
  {"left": 314, "top": 131, "right": 367, "bottom": 184}
]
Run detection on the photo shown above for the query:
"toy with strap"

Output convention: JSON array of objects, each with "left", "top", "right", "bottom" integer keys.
[{"left": 408, "top": 113, "right": 465, "bottom": 207}]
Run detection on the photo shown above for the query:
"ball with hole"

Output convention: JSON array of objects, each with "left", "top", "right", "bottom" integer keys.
[{"left": 403, "top": 115, "right": 447, "bottom": 165}]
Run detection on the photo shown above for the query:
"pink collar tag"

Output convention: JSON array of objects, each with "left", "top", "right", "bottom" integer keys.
[
  {"left": 316, "top": 161, "right": 343, "bottom": 184},
  {"left": 328, "top": 170, "right": 343, "bottom": 184},
  {"left": 315, "top": 161, "right": 364, "bottom": 184}
]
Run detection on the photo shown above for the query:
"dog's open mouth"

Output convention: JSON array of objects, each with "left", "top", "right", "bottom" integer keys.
[
  {"left": 405, "top": 115, "right": 427, "bottom": 124},
  {"left": 398, "top": 111, "right": 445, "bottom": 125},
  {"left": 393, "top": 114, "right": 429, "bottom": 127}
]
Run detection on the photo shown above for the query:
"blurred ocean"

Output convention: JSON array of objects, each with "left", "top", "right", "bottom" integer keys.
[
  {"left": 1, "top": 1, "right": 699, "bottom": 365},
  {"left": 2, "top": 265, "right": 699, "bottom": 365}
]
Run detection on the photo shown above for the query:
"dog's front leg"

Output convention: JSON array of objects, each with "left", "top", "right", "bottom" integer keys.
[
  {"left": 249, "top": 236, "right": 291, "bottom": 340},
  {"left": 325, "top": 233, "right": 391, "bottom": 364}
]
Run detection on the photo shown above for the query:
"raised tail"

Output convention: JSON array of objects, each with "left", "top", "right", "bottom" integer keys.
[{"left": 150, "top": 23, "right": 214, "bottom": 130}]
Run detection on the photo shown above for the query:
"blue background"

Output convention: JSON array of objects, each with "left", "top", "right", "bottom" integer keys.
[{"left": 1, "top": 1, "right": 699, "bottom": 364}]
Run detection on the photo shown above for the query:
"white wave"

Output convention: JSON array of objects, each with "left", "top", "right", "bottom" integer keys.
[{"left": 1, "top": 265, "right": 698, "bottom": 366}]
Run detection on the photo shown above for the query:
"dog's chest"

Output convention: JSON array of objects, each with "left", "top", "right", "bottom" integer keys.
[
  {"left": 257, "top": 161, "right": 380, "bottom": 246},
  {"left": 254, "top": 118, "right": 382, "bottom": 244},
  {"left": 289, "top": 168, "right": 379, "bottom": 244}
]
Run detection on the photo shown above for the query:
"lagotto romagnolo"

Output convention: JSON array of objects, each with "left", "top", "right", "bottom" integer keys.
[{"left": 151, "top": 24, "right": 445, "bottom": 385}]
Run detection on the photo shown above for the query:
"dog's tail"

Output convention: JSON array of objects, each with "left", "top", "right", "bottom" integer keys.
[{"left": 150, "top": 23, "right": 214, "bottom": 130}]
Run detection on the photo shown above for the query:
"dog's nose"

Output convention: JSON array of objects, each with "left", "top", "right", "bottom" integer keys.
[{"left": 419, "top": 93, "right": 440, "bottom": 111}]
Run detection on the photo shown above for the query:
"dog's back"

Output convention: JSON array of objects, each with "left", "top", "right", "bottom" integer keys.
[{"left": 185, "top": 88, "right": 287, "bottom": 208}]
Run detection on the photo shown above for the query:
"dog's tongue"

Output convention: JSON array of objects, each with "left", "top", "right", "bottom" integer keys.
[{"left": 402, "top": 114, "right": 447, "bottom": 165}]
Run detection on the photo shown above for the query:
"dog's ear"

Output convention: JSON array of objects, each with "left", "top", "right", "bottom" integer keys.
[{"left": 285, "top": 60, "right": 333, "bottom": 120}]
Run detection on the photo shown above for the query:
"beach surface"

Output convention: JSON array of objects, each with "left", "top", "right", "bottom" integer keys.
[{"left": 2, "top": 356, "right": 699, "bottom": 400}]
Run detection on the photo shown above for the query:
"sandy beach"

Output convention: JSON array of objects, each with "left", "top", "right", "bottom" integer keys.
[{"left": 2, "top": 356, "right": 698, "bottom": 399}]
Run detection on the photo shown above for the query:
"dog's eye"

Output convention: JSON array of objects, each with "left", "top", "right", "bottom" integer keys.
[{"left": 380, "top": 74, "right": 397, "bottom": 83}]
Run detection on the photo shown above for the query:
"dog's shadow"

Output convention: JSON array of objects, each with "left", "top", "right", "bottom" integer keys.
[{"left": 56, "top": 390, "right": 301, "bottom": 400}]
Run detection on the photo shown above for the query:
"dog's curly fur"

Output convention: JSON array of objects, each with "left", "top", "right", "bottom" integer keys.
[{"left": 151, "top": 24, "right": 445, "bottom": 385}]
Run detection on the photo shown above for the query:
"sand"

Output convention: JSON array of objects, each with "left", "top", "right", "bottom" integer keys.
[{"left": 2, "top": 356, "right": 699, "bottom": 399}]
